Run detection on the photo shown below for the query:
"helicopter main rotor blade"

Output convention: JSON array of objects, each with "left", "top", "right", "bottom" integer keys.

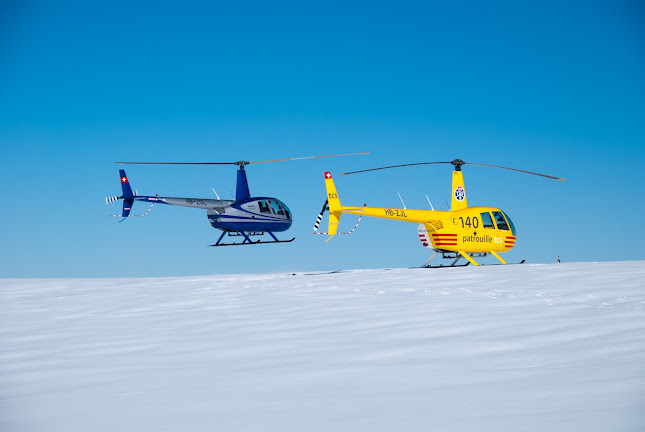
[
  {"left": 342, "top": 161, "right": 451, "bottom": 175},
  {"left": 248, "top": 152, "right": 369, "bottom": 164},
  {"left": 465, "top": 162, "right": 565, "bottom": 181},
  {"left": 116, "top": 161, "right": 239, "bottom": 165},
  {"left": 342, "top": 159, "right": 565, "bottom": 181},
  {"left": 116, "top": 152, "right": 369, "bottom": 166}
]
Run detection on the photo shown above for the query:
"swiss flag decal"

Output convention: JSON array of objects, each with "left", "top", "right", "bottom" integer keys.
[
  {"left": 324, "top": 172, "right": 332, "bottom": 179},
  {"left": 121, "top": 176, "right": 128, "bottom": 183}
]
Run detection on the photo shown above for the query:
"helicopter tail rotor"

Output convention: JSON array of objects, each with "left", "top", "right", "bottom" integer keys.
[
  {"left": 312, "top": 200, "right": 329, "bottom": 232},
  {"left": 106, "top": 195, "right": 120, "bottom": 205}
]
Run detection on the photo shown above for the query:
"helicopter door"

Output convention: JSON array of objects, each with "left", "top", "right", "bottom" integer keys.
[
  {"left": 269, "top": 200, "right": 283, "bottom": 215},
  {"left": 258, "top": 201, "right": 272, "bottom": 214},
  {"left": 480, "top": 212, "right": 495, "bottom": 229},
  {"left": 492, "top": 211, "right": 509, "bottom": 231}
]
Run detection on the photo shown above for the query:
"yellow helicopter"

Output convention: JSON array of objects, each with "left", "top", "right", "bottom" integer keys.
[{"left": 314, "top": 159, "right": 564, "bottom": 267}]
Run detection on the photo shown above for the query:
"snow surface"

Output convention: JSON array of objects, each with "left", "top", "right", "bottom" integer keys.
[{"left": 2, "top": 261, "right": 645, "bottom": 431}]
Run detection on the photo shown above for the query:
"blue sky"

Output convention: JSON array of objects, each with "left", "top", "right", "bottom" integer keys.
[{"left": 1, "top": 0, "right": 643, "bottom": 277}]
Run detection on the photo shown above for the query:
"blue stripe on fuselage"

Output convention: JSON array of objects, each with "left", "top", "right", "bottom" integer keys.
[{"left": 208, "top": 218, "right": 292, "bottom": 233}]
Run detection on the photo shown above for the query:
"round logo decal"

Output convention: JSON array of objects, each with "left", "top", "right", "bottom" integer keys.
[{"left": 454, "top": 185, "right": 465, "bottom": 202}]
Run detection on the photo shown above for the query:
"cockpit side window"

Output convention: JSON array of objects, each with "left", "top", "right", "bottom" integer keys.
[
  {"left": 259, "top": 201, "right": 271, "bottom": 214},
  {"left": 480, "top": 212, "right": 495, "bottom": 228},
  {"left": 492, "top": 211, "right": 509, "bottom": 230}
]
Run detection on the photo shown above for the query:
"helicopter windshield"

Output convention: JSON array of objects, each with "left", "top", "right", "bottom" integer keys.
[
  {"left": 492, "top": 211, "right": 509, "bottom": 231},
  {"left": 269, "top": 199, "right": 291, "bottom": 219},
  {"left": 502, "top": 211, "right": 516, "bottom": 236}
]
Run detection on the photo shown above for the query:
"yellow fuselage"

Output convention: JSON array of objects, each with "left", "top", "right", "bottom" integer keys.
[
  {"left": 340, "top": 205, "right": 516, "bottom": 253},
  {"left": 323, "top": 169, "right": 517, "bottom": 264}
]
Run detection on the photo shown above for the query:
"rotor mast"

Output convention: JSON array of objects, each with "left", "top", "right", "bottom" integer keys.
[{"left": 451, "top": 160, "right": 468, "bottom": 211}]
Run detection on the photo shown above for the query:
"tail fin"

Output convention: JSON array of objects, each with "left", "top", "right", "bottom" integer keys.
[
  {"left": 119, "top": 170, "right": 134, "bottom": 199},
  {"left": 324, "top": 172, "right": 342, "bottom": 239},
  {"left": 236, "top": 168, "right": 251, "bottom": 200},
  {"left": 119, "top": 170, "right": 134, "bottom": 217}
]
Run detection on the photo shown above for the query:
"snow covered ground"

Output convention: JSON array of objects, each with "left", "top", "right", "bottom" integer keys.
[{"left": 2, "top": 261, "right": 644, "bottom": 431}]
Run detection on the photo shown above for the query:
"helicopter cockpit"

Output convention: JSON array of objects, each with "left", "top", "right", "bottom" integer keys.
[
  {"left": 257, "top": 199, "right": 292, "bottom": 219},
  {"left": 480, "top": 210, "right": 516, "bottom": 235}
]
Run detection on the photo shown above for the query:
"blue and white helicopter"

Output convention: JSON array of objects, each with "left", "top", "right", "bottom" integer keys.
[{"left": 106, "top": 154, "right": 367, "bottom": 246}]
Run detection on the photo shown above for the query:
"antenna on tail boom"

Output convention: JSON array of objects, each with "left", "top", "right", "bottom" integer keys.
[
  {"left": 398, "top": 192, "right": 407, "bottom": 209},
  {"left": 426, "top": 195, "right": 435, "bottom": 210}
]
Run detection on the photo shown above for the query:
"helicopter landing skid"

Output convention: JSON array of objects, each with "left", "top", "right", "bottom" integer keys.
[
  {"left": 421, "top": 251, "right": 525, "bottom": 268},
  {"left": 422, "top": 262, "right": 471, "bottom": 269},
  {"left": 422, "top": 259, "right": 526, "bottom": 268},
  {"left": 209, "top": 230, "right": 295, "bottom": 247},
  {"left": 209, "top": 238, "right": 295, "bottom": 247}
]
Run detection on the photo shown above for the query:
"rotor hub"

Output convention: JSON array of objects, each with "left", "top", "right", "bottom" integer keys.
[
  {"left": 234, "top": 161, "right": 250, "bottom": 169},
  {"left": 451, "top": 159, "right": 466, "bottom": 171}
]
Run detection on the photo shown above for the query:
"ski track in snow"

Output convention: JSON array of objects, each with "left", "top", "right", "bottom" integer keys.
[{"left": 1, "top": 261, "right": 645, "bottom": 431}]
